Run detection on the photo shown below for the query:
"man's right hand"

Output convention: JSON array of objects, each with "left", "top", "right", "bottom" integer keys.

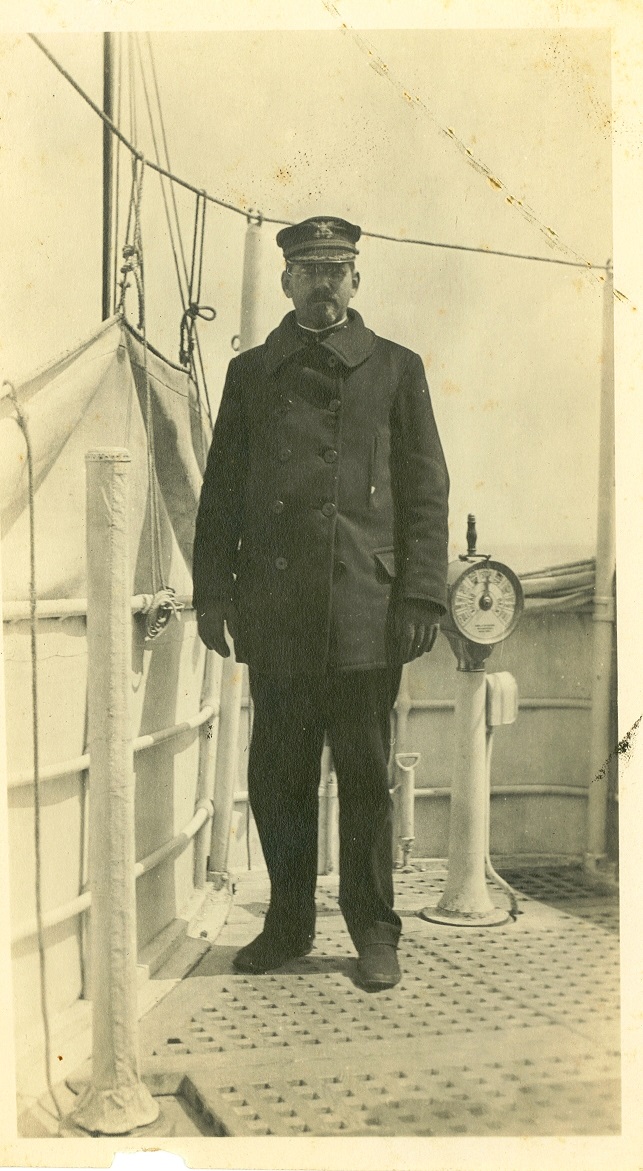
[{"left": 197, "top": 604, "right": 235, "bottom": 657}]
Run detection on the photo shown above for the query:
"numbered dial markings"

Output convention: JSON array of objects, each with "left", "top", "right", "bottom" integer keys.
[{"left": 450, "top": 562, "right": 522, "bottom": 644}]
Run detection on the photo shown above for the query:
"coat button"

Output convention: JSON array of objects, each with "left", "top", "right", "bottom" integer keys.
[
  {"left": 271, "top": 499, "right": 285, "bottom": 514},
  {"left": 323, "top": 448, "right": 338, "bottom": 464},
  {"left": 321, "top": 502, "right": 336, "bottom": 517},
  {"left": 327, "top": 355, "right": 338, "bottom": 368},
  {"left": 275, "top": 556, "right": 288, "bottom": 570},
  {"left": 334, "top": 560, "right": 347, "bottom": 577},
  {"left": 279, "top": 447, "right": 292, "bottom": 462},
  {"left": 328, "top": 399, "right": 341, "bottom": 413}
]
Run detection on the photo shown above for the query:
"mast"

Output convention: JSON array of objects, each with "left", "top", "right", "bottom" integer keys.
[
  {"left": 102, "top": 32, "right": 114, "bottom": 320},
  {"left": 586, "top": 262, "right": 616, "bottom": 871}
]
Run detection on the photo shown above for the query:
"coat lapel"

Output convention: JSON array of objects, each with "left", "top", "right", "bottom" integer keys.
[{"left": 263, "top": 310, "right": 376, "bottom": 374}]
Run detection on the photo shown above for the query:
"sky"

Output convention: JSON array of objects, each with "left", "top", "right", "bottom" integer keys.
[{"left": 0, "top": 23, "right": 613, "bottom": 566}]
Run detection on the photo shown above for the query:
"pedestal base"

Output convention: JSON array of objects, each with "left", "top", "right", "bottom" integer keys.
[
  {"left": 420, "top": 905, "right": 510, "bottom": 927},
  {"left": 67, "top": 1078, "right": 159, "bottom": 1135}
]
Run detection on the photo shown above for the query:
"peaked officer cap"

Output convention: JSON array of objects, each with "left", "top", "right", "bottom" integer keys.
[{"left": 277, "top": 216, "right": 361, "bottom": 263}]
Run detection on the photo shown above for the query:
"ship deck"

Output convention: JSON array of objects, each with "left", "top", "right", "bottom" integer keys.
[{"left": 23, "top": 861, "right": 620, "bottom": 1142}]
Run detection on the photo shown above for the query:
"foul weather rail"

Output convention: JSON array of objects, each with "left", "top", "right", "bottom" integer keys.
[{"left": 11, "top": 797, "right": 214, "bottom": 946}]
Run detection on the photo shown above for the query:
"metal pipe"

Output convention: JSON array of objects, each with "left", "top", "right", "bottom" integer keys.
[
  {"left": 239, "top": 217, "right": 264, "bottom": 349},
  {"left": 422, "top": 669, "right": 508, "bottom": 926},
  {"left": 326, "top": 770, "right": 339, "bottom": 874},
  {"left": 440, "top": 671, "right": 495, "bottom": 913},
  {"left": 69, "top": 449, "right": 158, "bottom": 1135},
  {"left": 586, "top": 263, "right": 616, "bottom": 871},
  {"left": 12, "top": 892, "right": 92, "bottom": 947},
  {"left": 11, "top": 799, "right": 214, "bottom": 945},
  {"left": 207, "top": 217, "right": 263, "bottom": 887},
  {"left": 8, "top": 702, "right": 218, "bottom": 789},
  {"left": 102, "top": 32, "right": 114, "bottom": 322},
  {"left": 394, "top": 665, "right": 412, "bottom": 755},
  {"left": 134, "top": 800, "right": 213, "bottom": 879},
  {"left": 207, "top": 657, "right": 243, "bottom": 887},
  {"left": 317, "top": 745, "right": 331, "bottom": 875},
  {"left": 232, "top": 782, "right": 588, "bottom": 804},
  {"left": 194, "top": 652, "right": 222, "bottom": 889},
  {"left": 407, "top": 697, "right": 591, "bottom": 712},
  {"left": 394, "top": 753, "right": 420, "bottom": 868},
  {"left": 414, "top": 785, "right": 588, "bottom": 799},
  {"left": 2, "top": 593, "right": 193, "bottom": 622}
]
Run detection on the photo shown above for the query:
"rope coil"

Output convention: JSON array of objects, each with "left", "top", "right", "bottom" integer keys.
[{"left": 143, "top": 587, "right": 185, "bottom": 641}]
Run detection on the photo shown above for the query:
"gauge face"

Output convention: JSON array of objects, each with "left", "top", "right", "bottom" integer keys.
[{"left": 450, "top": 560, "right": 523, "bottom": 645}]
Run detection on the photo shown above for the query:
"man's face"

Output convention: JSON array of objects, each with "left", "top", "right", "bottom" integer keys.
[{"left": 281, "top": 262, "right": 360, "bottom": 329}]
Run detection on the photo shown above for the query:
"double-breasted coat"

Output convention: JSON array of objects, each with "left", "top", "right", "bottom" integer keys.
[{"left": 192, "top": 309, "right": 449, "bottom": 674}]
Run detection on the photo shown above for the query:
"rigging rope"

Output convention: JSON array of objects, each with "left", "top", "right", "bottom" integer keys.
[
  {"left": 115, "top": 156, "right": 184, "bottom": 636},
  {"left": 28, "top": 33, "right": 607, "bottom": 274},
  {"left": 133, "top": 33, "right": 214, "bottom": 423},
  {"left": 145, "top": 31, "right": 192, "bottom": 290},
  {"left": 111, "top": 35, "right": 123, "bottom": 316},
  {"left": 179, "top": 192, "right": 217, "bottom": 373},
  {"left": 4, "top": 381, "right": 63, "bottom": 1125},
  {"left": 135, "top": 33, "right": 189, "bottom": 311}
]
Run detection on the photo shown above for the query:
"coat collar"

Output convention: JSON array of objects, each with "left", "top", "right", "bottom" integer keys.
[{"left": 263, "top": 309, "right": 376, "bottom": 375}]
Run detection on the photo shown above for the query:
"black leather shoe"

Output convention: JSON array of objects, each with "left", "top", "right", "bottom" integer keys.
[
  {"left": 356, "top": 943, "right": 401, "bottom": 991},
  {"left": 232, "top": 931, "right": 314, "bottom": 974}
]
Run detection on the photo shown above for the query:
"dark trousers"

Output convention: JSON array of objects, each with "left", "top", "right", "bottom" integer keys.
[{"left": 247, "top": 667, "right": 403, "bottom": 953}]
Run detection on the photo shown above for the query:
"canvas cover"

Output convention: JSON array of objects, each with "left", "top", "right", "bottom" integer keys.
[{"left": 0, "top": 315, "right": 209, "bottom": 600}]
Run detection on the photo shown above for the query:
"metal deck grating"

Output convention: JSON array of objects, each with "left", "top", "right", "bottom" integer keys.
[
  {"left": 135, "top": 863, "right": 619, "bottom": 1137},
  {"left": 177, "top": 1044, "right": 620, "bottom": 1138}
]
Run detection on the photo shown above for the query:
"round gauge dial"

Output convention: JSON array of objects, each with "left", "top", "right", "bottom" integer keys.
[{"left": 449, "top": 560, "right": 523, "bottom": 645}]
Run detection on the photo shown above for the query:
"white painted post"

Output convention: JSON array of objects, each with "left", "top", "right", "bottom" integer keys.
[
  {"left": 422, "top": 668, "right": 509, "bottom": 926},
  {"left": 326, "top": 769, "right": 340, "bottom": 874},
  {"left": 392, "top": 666, "right": 412, "bottom": 866},
  {"left": 193, "top": 650, "right": 222, "bottom": 889},
  {"left": 317, "top": 745, "right": 331, "bottom": 875},
  {"left": 208, "top": 216, "right": 263, "bottom": 883},
  {"left": 586, "top": 264, "right": 616, "bottom": 871},
  {"left": 394, "top": 752, "right": 420, "bottom": 869},
  {"left": 70, "top": 450, "right": 158, "bottom": 1135},
  {"left": 207, "top": 658, "right": 244, "bottom": 886}
]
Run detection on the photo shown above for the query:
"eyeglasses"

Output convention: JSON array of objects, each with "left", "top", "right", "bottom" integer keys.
[{"left": 286, "top": 263, "right": 353, "bottom": 283}]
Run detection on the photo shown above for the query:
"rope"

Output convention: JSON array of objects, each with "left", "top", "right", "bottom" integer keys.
[
  {"left": 29, "top": 33, "right": 608, "bottom": 274},
  {"left": 127, "top": 32, "right": 138, "bottom": 152},
  {"left": 135, "top": 33, "right": 189, "bottom": 311},
  {"left": 145, "top": 32, "right": 191, "bottom": 291},
  {"left": 134, "top": 34, "right": 214, "bottom": 423},
  {"left": 118, "top": 156, "right": 185, "bottom": 636},
  {"left": 4, "top": 381, "right": 63, "bottom": 1124},
  {"left": 111, "top": 35, "right": 123, "bottom": 315},
  {"left": 179, "top": 192, "right": 216, "bottom": 369},
  {"left": 115, "top": 158, "right": 146, "bottom": 327},
  {"left": 144, "top": 587, "right": 184, "bottom": 641},
  {"left": 28, "top": 35, "right": 245, "bottom": 215}
]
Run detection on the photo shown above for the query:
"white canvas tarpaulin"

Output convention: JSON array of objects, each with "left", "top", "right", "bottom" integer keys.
[{"left": 0, "top": 315, "right": 209, "bottom": 600}]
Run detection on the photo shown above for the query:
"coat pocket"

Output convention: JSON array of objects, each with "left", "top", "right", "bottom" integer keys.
[
  {"left": 374, "top": 548, "right": 396, "bottom": 582},
  {"left": 368, "top": 434, "right": 378, "bottom": 506}
]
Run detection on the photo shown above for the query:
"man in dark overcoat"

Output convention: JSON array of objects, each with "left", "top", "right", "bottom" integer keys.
[{"left": 193, "top": 215, "right": 449, "bottom": 990}]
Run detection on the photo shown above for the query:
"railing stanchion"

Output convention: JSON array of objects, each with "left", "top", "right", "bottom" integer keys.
[{"left": 70, "top": 449, "right": 158, "bottom": 1135}]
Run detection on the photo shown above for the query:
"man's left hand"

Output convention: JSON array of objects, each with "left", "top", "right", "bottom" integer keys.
[{"left": 395, "top": 599, "right": 442, "bottom": 663}]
